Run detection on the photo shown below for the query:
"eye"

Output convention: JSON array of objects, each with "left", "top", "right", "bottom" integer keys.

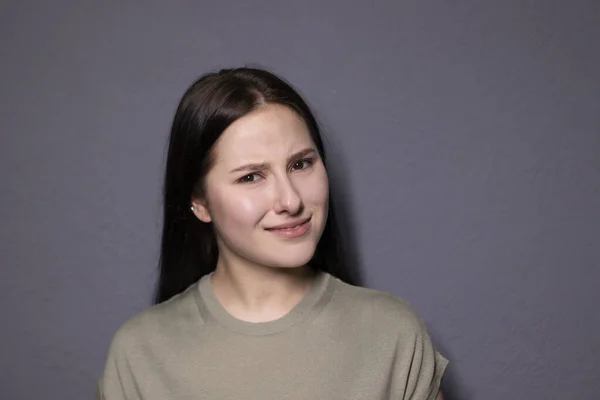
[
  {"left": 291, "top": 158, "right": 313, "bottom": 171},
  {"left": 237, "top": 173, "right": 262, "bottom": 184}
]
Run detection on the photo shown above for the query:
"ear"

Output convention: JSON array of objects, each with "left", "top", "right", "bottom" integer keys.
[{"left": 190, "top": 198, "right": 212, "bottom": 223}]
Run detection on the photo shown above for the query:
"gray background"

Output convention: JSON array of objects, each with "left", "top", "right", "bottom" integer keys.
[{"left": 2, "top": 1, "right": 599, "bottom": 399}]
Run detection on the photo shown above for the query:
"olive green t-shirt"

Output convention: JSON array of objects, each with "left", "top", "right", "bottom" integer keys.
[{"left": 96, "top": 272, "right": 448, "bottom": 399}]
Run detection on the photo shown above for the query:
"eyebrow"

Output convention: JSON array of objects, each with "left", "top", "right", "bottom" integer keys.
[{"left": 229, "top": 147, "right": 317, "bottom": 173}]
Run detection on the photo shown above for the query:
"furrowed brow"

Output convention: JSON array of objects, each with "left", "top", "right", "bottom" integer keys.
[
  {"left": 230, "top": 162, "right": 269, "bottom": 173},
  {"left": 288, "top": 148, "right": 317, "bottom": 162},
  {"left": 229, "top": 148, "right": 317, "bottom": 173}
]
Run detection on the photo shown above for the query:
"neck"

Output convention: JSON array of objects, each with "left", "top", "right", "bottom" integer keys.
[{"left": 210, "top": 257, "right": 316, "bottom": 323}]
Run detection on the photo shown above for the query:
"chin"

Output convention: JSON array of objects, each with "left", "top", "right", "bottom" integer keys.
[
  {"left": 272, "top": 256, "right": 315, "bottom": 269},
  {"left": 264, "top": 248, "right": 317, "bottom": 269}
]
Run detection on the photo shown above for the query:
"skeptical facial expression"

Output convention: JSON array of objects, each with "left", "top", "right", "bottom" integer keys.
[{"left": 192, "top": 104, "right": 329, "bottom": 271}]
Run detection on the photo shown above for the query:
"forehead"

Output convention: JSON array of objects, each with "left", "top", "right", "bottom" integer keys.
[{"left": 213, "top": 104, "right": 315, "bottom": 164}]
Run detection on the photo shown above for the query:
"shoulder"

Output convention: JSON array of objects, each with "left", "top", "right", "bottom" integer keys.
[
  {"left": 106, "top": 283, "right": 202, "bottom": 358},
  {"left": 328, "top": 276, "right": 429, "bottom": 337},
  {"left": 327, "top": 276, "right": 449, "bottom": 398}
]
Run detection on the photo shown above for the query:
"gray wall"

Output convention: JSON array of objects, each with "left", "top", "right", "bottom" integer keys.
[{"left": 2, "top": 1, "right": 599, "bottom": 399}]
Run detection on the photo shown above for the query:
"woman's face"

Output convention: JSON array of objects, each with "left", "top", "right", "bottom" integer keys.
[{"left": 192, "top": 104, "right": 329, "bottom": 271}]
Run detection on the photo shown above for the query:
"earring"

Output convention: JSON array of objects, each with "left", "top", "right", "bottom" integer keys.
[{"left": 190, "top": 206, "right": 195, "bottom": 212}]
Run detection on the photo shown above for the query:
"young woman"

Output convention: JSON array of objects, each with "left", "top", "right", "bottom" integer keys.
[{"left": 96, "top": 67, "right": 448, "bottom": 399}]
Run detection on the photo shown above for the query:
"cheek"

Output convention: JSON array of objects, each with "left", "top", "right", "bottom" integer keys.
[
  {"left": 302, "top": 169, "right": 329, "bottom": 207},
  {"left": 211, "top": 189, "right": 266, "bottom": 229}
]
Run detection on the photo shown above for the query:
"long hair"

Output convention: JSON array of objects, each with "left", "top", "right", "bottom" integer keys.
[{"left": 154, "top": 67, "right": 358, "bottom": 304}]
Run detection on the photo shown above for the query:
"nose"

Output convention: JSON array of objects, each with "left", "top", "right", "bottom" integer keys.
[{"left": 273, "top": 174, "right": 303, "bottom": 215}]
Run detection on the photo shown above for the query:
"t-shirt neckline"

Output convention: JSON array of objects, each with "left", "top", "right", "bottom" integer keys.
[{"left": 195, "top": 270, "right": 333, "bottom": 336}]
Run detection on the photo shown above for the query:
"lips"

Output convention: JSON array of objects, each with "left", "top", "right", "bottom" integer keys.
[
  {"left": 265, "top": 216, "right": 312, "bottom": 238},
  {"left": 265, "top": 216, "right": 311, "bottom": 231}
]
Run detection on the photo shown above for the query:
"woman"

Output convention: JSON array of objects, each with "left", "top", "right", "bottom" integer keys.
[{"left": 97, "top": 67, "right": 448, "bottom": 399}]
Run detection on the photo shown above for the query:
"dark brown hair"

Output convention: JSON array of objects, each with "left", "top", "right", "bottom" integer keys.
[{"left": 155, "top": 67, "right": 358, "bottom": 304}]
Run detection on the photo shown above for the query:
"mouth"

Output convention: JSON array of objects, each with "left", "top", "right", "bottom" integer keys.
[{"left": 265, "top": 216, "right": 312, "bottom": 238}]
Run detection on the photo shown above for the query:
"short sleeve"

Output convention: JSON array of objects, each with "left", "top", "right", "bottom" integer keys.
[
  {"left": 390, "top": 318, "right": 449, "bottom": 400},
  {"left": 95, "top": 325, "right": 142, "bottom": 400},
  {"left": 94, "top": 377, "right": 108, "bottom": 400}
]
